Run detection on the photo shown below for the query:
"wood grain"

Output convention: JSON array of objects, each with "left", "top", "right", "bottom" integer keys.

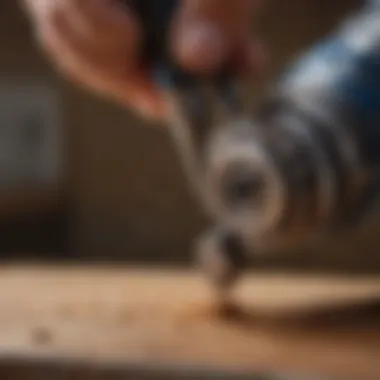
[{"left": 0, "top": 266, "right": 378, "bottom": 379}]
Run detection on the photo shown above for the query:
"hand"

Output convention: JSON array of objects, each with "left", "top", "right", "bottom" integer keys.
[{"left": 22, "top": 0, "right": 264, "bottom": 120}]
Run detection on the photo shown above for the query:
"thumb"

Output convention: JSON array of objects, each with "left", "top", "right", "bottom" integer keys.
[{"left": 171, "top": 0, "right": 260, "bottom": 74}]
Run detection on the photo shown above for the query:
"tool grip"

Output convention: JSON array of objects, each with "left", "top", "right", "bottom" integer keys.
[
  {"left": 126, "top": 0, "right": 195, "bottom": 87},
  {"left": 126, "top": 0, "right": 233, "bottom": 89}
]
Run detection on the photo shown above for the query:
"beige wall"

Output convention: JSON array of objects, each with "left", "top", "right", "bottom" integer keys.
[{"left": 4, "top": 1, "right": 379, "bottom": 273}]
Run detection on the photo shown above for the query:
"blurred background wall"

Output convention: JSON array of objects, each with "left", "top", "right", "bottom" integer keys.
[{"left": 1, "top": 0, "right": 379, "bottom": 273}]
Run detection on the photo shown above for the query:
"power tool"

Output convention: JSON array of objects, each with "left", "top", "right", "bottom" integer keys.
[{"left": 127, "top": 0, "right": 380, "bottom": 296}]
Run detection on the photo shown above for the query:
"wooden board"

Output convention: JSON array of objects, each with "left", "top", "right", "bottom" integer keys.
[{"left": 0, "top": 266, "right": 379, "bottom": 379}]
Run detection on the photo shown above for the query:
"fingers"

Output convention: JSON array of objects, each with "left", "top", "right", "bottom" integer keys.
[
  {"left": 21, "top": 0, "right": 264, "bottom": 121},
  {"left": 65, "top": 0, "right": 140, "bottom": 48},
  {"left": 37, "top": 5, "right": 163, "bottom": 118},
  {"left": 21, "top": 0, "right": 165, "bottom": 118},
  {"left": 172, "top": 0, "right": 262, "bottom": 74},
  {"left": 27, "top": 0, "right": 140, "bottom": 59}
]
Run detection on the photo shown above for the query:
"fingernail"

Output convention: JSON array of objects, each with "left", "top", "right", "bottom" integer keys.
[{"left": 175, "top": 22, "right": 229, "bottom": 74}]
